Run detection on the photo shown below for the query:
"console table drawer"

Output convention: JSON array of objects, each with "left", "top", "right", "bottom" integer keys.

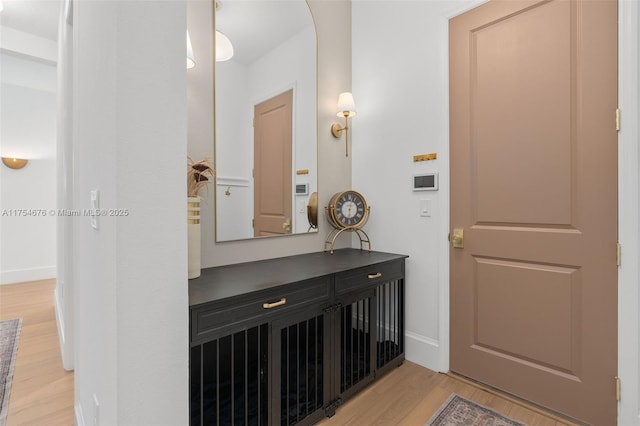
[
  {"left": 335, "top": 260, "right": 404, "bottom": 294},
  {"left": 192, "top": 277, "right": 329, "bottom": 342}
]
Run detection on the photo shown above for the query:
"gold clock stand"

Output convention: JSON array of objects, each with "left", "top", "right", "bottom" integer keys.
[{"left": 323, "top": 206, "right": 372, "bottom": 254}]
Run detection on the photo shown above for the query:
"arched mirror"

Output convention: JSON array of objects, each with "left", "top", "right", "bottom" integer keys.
[{"left": 214, "top": 0, "right": 317, "bottom": 242}]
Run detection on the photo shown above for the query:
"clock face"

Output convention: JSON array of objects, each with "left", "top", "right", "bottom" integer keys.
[{"left": 331, "top": 191, "right": 368, "bottom": 229}]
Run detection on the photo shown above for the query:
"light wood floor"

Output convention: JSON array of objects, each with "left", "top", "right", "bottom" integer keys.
[
  {"left": 318, "top": 363, "right": 582, "bottom": 426},
  {"left": 0, "top": 279, "right": 74, "bottom": 426},
  {"left": 0, "top": 280, "right": 580, "bottom": 426}
]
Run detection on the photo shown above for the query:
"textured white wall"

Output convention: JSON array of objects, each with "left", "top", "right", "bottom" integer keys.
[
  {"left": 0, "top": 53, "right": 57, "bottom": 285},
  {"left": 73, "top": 1, "right": 188, "bottom": 424}
]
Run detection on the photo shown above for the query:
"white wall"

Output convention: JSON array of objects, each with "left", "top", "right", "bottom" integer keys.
[
  {"left": 55, "top": 0, "right": 75, "bottom": 371},
  {"left": 73, "top": 1, "right": 188, "bottom": 424},
  {"left": 0, "top": 52, "right": 57, "bottom": 284},
  {"left": 189, "top": 0, "right": 353, "bottom": 267},
  {"left": 352, "top": 0, "right": 460, "bottom": 370},
  {"left": 213, "top": 56, "right": 252, "bottom": 241}
]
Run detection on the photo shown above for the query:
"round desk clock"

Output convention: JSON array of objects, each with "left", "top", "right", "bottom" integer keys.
[{"left": 324, "top": 190, "right": 371, "bottom": 254}]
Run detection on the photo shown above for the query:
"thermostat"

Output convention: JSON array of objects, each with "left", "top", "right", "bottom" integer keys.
[
  {"left": 413, "top": 173, "right": 438, "bottom": 191},
  {"left": 295, "top": 183, "right": 309, "bottom": 196}
]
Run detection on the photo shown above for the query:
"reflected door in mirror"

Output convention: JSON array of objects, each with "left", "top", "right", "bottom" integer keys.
[{"left": 254, "top": 90, "right": 293, "bottom": 237}]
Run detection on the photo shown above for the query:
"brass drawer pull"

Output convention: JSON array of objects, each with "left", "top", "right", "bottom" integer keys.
[
  {"left": 263, "top": 298, "right": 287, "bottom": 309},
  {"left": 368, "top": 272, "right": 382, "bottom": 279}
]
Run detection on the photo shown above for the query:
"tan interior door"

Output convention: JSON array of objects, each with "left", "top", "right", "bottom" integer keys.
[
  {"left": 449, "top": 1, "right": 618, "bottom": 424},
  {"left": 253, "top": 89, "right": 293, "bottom": 237}
]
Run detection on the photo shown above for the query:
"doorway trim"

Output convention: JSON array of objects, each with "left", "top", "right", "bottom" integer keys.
[
  {"left": 437, "top": 1, "right": 640, "bottom": 423},
  {"left": 617, "top": 0, "right": 640, "bottom": 424}
]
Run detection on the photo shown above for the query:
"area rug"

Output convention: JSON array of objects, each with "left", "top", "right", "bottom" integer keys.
[
  {"left": 0, "top": 318, "right": 22, "bottom": 426},
  {"left": 426, "top": 393, "right": 527, "bottom": 426}
]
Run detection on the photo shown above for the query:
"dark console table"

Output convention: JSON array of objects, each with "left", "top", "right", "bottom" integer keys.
[{"left": 189, "top": 249, "right": 407, "bottom": 426}]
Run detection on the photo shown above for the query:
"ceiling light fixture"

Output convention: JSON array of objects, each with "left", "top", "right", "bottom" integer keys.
[
  {"left": 215, "top": 30, "right": 234, "bottom": 62},
  {"left": 214, "top": 1, "right": 234, "bottom": 62}
]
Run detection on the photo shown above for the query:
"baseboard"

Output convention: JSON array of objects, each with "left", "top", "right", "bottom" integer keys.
[
  {"left": 0, "top": 266, "right": 56, "bottom": 285},
  {"left": 404, "top": 331, "right": 444, "bottom": 372}
]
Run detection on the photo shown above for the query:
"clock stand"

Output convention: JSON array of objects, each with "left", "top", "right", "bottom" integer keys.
[
  {"left": 323, "top": 225, "right": 371, "bottom": 254},
  {"left": 323, "top": 205, "right": 371, "bottom": 254}
]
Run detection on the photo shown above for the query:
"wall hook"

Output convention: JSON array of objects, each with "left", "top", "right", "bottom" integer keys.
[{"left": 225, "top": 186, "right": 231, "bottom": 196}]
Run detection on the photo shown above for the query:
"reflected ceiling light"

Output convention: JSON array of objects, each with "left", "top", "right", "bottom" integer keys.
[
  {"left": 331, "top": 92, "right": 357, "bottom": 157},
  {"left": 0, "top": 1, "right": 3, "bottom": 13},
  {"left": 2, "top": 157, "right": 29, "bottom": 170},
  {"left": 187, "top": 30, "right": 195, "bottom": 69},
  {"left": 214, "top": 1, "right": 233, "bottom": 62},
  {"left": 216, "top": 30, "right": 234, "bottom": 62}
]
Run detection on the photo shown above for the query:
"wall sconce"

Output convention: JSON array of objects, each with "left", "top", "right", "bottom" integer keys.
[
  {"left": 330, "top": 92, "right": 357, "bottom": 157},
  {"left": 2, "top": 157, "right": 29, "bottom": 170},
  {"left": 187, "top": 30, "right": 195, "bottom": 69}
]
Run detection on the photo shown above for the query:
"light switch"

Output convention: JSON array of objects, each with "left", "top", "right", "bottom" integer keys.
[{"left": 420, "top": 199, "right": 431, "bottom": 217}]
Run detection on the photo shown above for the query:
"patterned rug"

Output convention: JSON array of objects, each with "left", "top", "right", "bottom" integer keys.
[
  {"left": 426, "top": 393, "right": 527, "bottom": 426},
  {"left": 0, "top": 318, "right": 22, "bottom": 426}
]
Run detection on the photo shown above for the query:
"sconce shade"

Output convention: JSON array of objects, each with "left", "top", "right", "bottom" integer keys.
[
  {"left": 187, "top": 31, "right": 195, "bottom": 69},
  {"left": 2, "top": 157, "right": 28, "bottom": 170},
  {"left": 331, "top": 92, "right": 356, "bottom": 157},
  {"left": 216, "top": 30, "right": 234, "bottom": 62},
  {"left": 336, "top": 92, "right": 356, "bottom": 117}
]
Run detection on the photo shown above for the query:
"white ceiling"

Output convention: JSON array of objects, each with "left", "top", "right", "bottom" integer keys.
[
  {"left": 0, "top": 0, "right": 61, "bottom": 41},
  {"left": 215, "top": 0, "right": 314, "bottom": 65},
  {"left": 0, "top": 0, "right": 314, "bottom": 65}
]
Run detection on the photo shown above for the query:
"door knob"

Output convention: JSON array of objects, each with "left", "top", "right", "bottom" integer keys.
[
  {"left": 282, "top": 218, "right": 292, "bottom": 232},
  {"left": 452, "top": 228, "right": 464, "bottom": 248}
]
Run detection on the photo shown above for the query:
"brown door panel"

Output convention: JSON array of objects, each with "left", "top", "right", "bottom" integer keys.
[{"left": 450, "top": 0, "right": 618, "bottom": 424}]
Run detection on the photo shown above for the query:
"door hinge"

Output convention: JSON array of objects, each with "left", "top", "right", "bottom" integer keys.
[
  {"left": 616, "top": 242, "right": 621, "bottom": 266},
  {"left": 615, "top": 376, "right": 621, "bottom": 401},
  {"left": 616, "top": 108, "right": 620, "bottom": 132},
  {"left": 252, "top": 219, "right": 255, "bottom": 228}
]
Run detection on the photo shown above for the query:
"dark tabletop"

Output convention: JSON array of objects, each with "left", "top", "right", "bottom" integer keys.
[{"left": 189, "top": 248, "right": 408, "bottom": 307}]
